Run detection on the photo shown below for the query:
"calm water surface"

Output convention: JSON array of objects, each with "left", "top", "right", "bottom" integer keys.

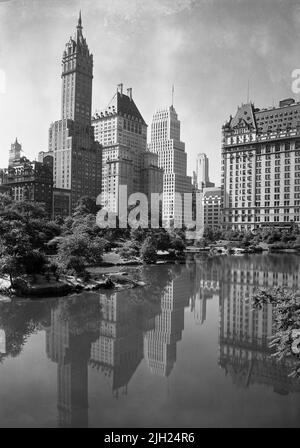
[{"left": 0, "top": 254, "right": 299, "bottom": 428}]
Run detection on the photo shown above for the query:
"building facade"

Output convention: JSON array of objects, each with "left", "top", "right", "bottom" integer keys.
[
  {"left": 2, "top": 156, "right": 53, "bottom": 216},
  {"left": 92, "top": 85, "right": 163, "bottom": 214},
  {"left": 148, "top": 105, "right": 192, "bottom": 224},
  {"left": 203, "top": 186, "right": 222, "bottom": 229},
  {"left": 222, "top": 98, "right": 300, "bottom": 230},
  {"left": 48, "top": 13, "right": 102, "bottom": 216}
]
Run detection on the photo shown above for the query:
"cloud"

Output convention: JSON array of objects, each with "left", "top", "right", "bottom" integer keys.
[{"left": 94, "top": 0, "right": 195, "bottom": 25}]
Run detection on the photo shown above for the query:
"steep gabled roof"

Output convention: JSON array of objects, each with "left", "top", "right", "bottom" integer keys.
[
  {"left": 229, "top": 103, "right": 257, "bottom": 131},
  {"left": 94, "top": 91, "right": 146, "bottom": 125},
  {"left": 116, "top": 92, "right": 146, "bottom": 125}
]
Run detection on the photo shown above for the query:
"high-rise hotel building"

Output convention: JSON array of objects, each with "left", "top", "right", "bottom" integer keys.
[
  {"left": 92, "top": 85, "right": 163, "bottom": 213},
  {"left": 148, "top": 106, "right": 192, "bottom": 223},
  {"left": 222, "top": 98, "right": 300, "bottom": 230},
  {"left": 48, "top": 13, "right": 102, "bottom": 216}
]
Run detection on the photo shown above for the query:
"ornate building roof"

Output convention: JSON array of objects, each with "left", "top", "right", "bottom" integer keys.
[
  {"left": 93, "top": 90, "right": 146, "bottom": 125},
  {"left": 225, "top": 98, "right": 300, "bottom": 134}
]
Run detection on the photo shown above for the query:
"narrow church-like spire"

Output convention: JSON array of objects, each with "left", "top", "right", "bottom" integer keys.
[{"left": 77, "top": 10, "right": 82, "bottom": 29}]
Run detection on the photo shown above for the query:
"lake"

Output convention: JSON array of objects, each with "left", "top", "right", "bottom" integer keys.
[{"left": 0, "top": 254, "right": 299, "bottom": 428}]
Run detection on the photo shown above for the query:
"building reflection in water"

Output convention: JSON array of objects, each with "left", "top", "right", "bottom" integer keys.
[
  {"left": 218, "top": 255, "right": 300, "bottom": 395},
  {"left": 189, "top": 256, "right": 219, "bottom": 325},
  {"left": 143, "top": 269, "right": 190, "bottom": 377},
  {"left": 43, "top": 265, "right": 193, "bottom": 426},
  {"left": 0, "top": 329, "right": 6, "bottom": 354},
  {"left": 89, "top": 290, "right": 159, "bottom": 397},
  {"left": 41, "top": 256, "right": 300, "bottom": 426},
  {"left": 45, "top": 294, "right": 101, "bottom": 427},
  {"left": 2, "top": 256, "right": 299, "bottom": 427}
]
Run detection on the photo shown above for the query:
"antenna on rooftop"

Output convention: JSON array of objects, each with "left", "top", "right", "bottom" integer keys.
[{"left": 172, "top": 84, "right": 174, "bottom": 108}]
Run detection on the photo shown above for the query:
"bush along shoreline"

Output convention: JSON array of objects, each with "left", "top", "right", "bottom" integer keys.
[
  {"left": 252, "top": 287, "right": 300, "bottom": 378},
  {"left": 0, "top": 195, "right": 187, "bottom": 299},
  {"left": 194, "top": 224, "right": 300, "bottom": 253}
]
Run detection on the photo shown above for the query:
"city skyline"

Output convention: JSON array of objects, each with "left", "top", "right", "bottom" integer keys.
[{"left": 3, "top": 0, "right": 300, "bottom": 186}]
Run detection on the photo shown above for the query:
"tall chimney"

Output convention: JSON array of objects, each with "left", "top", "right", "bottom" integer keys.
[
  {"left": 117, "top": 83, "right": 123, "bottom": 96},
  {"left": 127, "top": 88, "right": 132, "bottom": 101}
]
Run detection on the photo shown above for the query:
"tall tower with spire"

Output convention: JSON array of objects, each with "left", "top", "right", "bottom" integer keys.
[
  {"left": 48, "top": 13, "right": 102, "bottom": 216},
  {"left": 61, "top": 11, "right": 93, "bottom": 125},
  {"left": 9, "top": 138, "right": 22, "bottom": 167}
]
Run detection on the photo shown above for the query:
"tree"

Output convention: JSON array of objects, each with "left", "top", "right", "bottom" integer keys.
[
  {"left": 153, "top": 229, "right": 171, "bottom": 251},
  {"left": 56, "top": 232, "right": 106, "bottom": 277},
  {"left": 140, "top": 237, "right": 157, "bottom": 264},
  {"left": 169, "top": 235, "right": 186, "bottom": 253},
  {"left": 57, "top": 233, "right": 90, "bottom": 263},
  {"left": 66, "top": 255, "right": 87, "bottom": 278},
  {"left": 240, "top": 231, "right": 253, "bottom": 248},
  {"left": 118, "top": 241, "right": 140, "bottom": 260},
  {"left": 0, "top": 226, "right": 33, "bottom": 286},
  {"left": 7, "top": 200, "right": 47, "bottom": 221},
  {"left": 252, "top": 287, "right": 300, "bottom": 378},
  {"left": 203, "top": 226, "right": 222, "bottom": 242},
  {"left": 0, "top": 193, "right": 13, "bottom": 210},
  {"left": 73, "top": 196, "right": 99, "bottom": 218},
  {"left": 88, "top": 236, "right": 106, "bottom": 264},
  {"left": 0, "top": 254, "right": 20, "bottom": 287},
  {"left": 22, "top": 250, "right": 48, "bottom": 278},
  {"left": 131, "top": 228, "right": 149, "bottom": 243},
  {"left": 195, "top": 237, "right": 208, "bottom": 248}
]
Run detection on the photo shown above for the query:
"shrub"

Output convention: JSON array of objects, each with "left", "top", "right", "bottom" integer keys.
[
  {"left": 252, "top": 287, "right": 300, "bottom": 378},
  {"left": 22, "top": 250, "right": 48, "bottom": 276},
  {"left": 140, "top": 238, "right": 157, "bottom": 264},
  {"left": 118, "top": 241, "right": 140, "bottom": 260},
  {"left": 66, "top": 255, "right": 86, "bottom": 278},
  {"left": 88, "top": 237, "right": 106, "bottom": 264}
]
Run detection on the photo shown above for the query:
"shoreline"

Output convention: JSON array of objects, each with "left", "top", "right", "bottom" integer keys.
[
  {"left": 0, "top": 255, "right": 187, "bottom": 300},
  {"left": 2, "top": 250, "right": 298, "bottom": 301}
]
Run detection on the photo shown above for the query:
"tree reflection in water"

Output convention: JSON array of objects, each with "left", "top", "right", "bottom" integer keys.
[{"left": 0, "top": 256, "right": 300, "bottom": 427}]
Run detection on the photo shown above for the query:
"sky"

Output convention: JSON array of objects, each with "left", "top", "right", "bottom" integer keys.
[{"left": 1, "top": 0, "right": 300, "bottom": 185}]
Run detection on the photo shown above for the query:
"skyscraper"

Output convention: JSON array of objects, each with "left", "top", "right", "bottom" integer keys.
[
  {"left": 48, "top": 13, "right": 102, "bottom": 216},
  {"left": 195, "top": 153, "right": 215, "bottom": 191},
  {"left": 148, "top": 105, "right": 192, "bottom": 224},
  {"left": 92, "top": 84, "right": 163, "bottom": 213}
]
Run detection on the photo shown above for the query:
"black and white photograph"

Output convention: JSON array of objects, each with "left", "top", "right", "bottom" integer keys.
[{"left": 0, "top": 0, "right": 299, "bottom": 432}]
